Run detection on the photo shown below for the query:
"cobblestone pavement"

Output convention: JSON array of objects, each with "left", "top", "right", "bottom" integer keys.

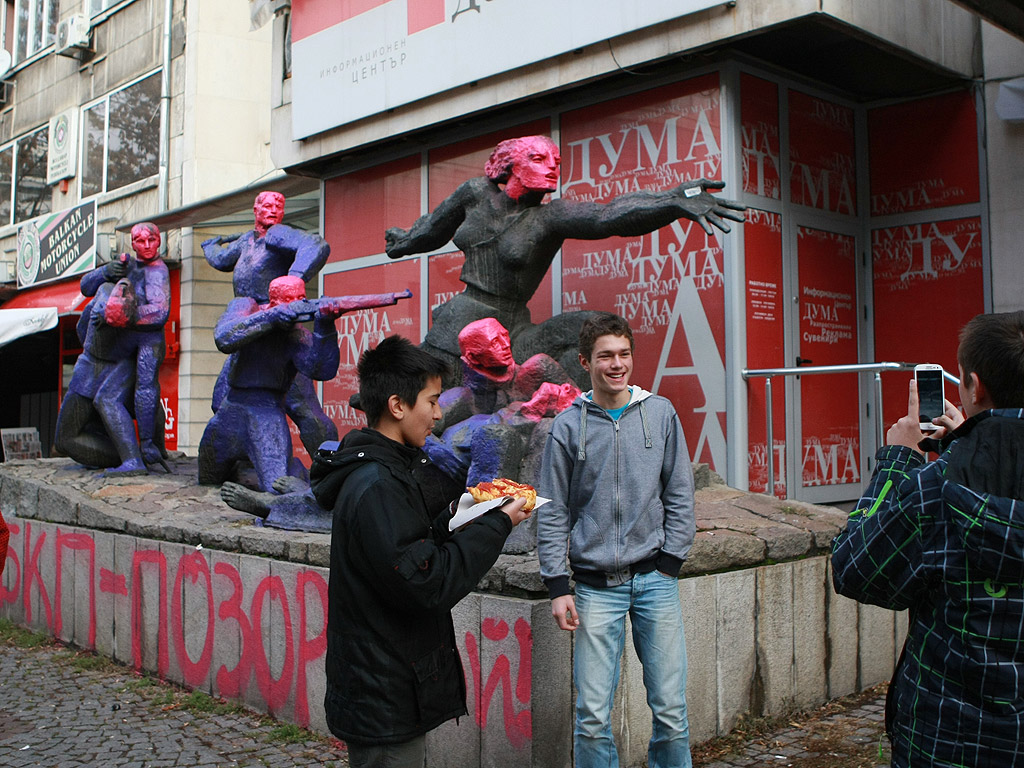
[
  {"left": 695, "top": 688, "right": 891, "bottom": 768},
  {"left": 0, "top": 629, "right": 890, "bottom": 768},
  {"left": 0, "top": 640, "right": 349, "bottom": 768}
]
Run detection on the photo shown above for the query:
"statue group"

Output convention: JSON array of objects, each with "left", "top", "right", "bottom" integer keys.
[{"left": 54, "top": 136, "right": 743, "bottom": 535}]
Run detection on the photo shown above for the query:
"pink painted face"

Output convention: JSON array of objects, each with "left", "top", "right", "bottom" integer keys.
[
  {"left": 508, "top": 138, "right": 560, "bottom": 198},
  {"left": 459, "top": 318, "right": 515, "bottom": 383},
  {"left": 267, "top": 275, "right": 305, "bottom": 307},
  {"left": 520, "top": 381, "right": 581, "bottom": 421},
  {"left": 254, "top": 192, "right": 285, "bottom": 232},
  {"left": 130, "top": 224, "right": 161, "bottom": 263}
]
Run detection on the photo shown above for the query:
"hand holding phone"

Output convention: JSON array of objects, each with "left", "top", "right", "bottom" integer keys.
[{"left": 914, "top": 364, "right": 945, "bottom": 432}]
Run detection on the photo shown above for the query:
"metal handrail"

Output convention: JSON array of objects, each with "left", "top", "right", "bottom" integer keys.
[{"left": 740, "top": 362, "right": 960, "bottom": 496}]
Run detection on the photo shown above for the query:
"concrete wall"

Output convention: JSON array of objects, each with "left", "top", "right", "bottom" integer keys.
[{"left": 0, "top": 513, "right": 902, "bottom": 767}]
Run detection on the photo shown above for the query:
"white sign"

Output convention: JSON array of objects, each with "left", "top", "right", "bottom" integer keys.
[
  {"left": 46, "top": 109, "right": 79, "bottom": 185},
  {"left": 291, "top": 0, "right": 728, "bottom": 139}
]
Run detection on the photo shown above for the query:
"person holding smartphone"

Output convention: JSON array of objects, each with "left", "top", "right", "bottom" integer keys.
[{"left": 832, "top": 311, "right": 1024, "bottom": 768}]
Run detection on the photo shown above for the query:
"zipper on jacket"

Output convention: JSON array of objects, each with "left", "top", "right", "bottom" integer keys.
[{"left": 614, "top": 417, "right": 621, "bottom": 576}]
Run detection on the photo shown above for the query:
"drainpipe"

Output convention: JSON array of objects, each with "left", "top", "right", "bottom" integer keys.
[{"left": 157, "top": 0, "right": 173, "bottom": 212}]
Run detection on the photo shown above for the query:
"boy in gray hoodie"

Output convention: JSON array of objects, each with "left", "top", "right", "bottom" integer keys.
[{"left": 538, "top": 312, "right": 695, "bottom": 768}]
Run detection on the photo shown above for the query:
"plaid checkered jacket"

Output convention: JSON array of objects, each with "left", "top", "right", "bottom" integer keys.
[{"left": 832, "top": 409, "right": 1024, "bottom": 768}]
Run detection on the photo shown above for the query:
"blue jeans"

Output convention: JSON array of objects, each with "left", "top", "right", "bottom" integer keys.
[{"left": 573, "top": 571, "right": 691, "bottom": 768}]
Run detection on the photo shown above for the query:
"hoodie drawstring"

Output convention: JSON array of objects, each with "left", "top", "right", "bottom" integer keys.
[
  {"left": 639, "top": 400, "right": 653, "bottom": 448},
  {"left": 578, "top": 402, "right": 588, "bottom": 461}
]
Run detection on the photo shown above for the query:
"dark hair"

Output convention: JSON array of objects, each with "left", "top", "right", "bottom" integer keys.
[
  {"left": 957, "top": 310, "right": 1024, "bottom": 408},
  {"left": 358, "top": 335, "right": 448, "bottom": 427},
  {"left": 578, "top": 312, "right": 635, "bottom": 361}
]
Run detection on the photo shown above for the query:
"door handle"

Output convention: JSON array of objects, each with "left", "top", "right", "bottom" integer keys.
[{"left": 796, "top": 357, "right": 813, "bottom": 367}]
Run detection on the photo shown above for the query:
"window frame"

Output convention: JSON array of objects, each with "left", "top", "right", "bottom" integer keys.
[
  {"left": 0, "top": 124, "right": 51, "bottom": 228},
  {"left": 78, "top": 69, "right": 162, "bottom": 200},
  {"left": 11, "top": 0, "right": 58, "bottom": 66}
]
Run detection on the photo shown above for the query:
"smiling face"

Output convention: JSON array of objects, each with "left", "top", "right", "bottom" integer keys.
[
  {"left": 581, "top": 333, "right": 634, "bottom": 409},
  {"left": 504, "top": 137, "right": 560, "bottom": 200},
  {"left": 395, "top": 375, "right": 443, "bottom": 448},
  {"left": 130, "top": 223, "right": 161, "bottom": 263}
]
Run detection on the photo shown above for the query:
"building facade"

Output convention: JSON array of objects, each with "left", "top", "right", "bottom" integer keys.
[
  {"left": 269, "top": 0, "right": 1024, "bottom": 504},
  {"left": 0, "top": 0, "right": 280, "bottom": 458}
]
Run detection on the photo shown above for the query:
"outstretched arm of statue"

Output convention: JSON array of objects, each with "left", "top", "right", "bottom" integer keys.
[
  {"left": 384, "top": 180, "right": 477, "bottom": 259},
  {"left": 549, "top": 178, "right": 746, "bottom": 240},
  {"left": 214, "top": 298, "right": 300, "bottom": 353},
  {"left": 201, "top": 232, "right": 244, "bottom": 271}
]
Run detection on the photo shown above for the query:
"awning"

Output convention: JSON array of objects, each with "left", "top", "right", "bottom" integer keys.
[
  {"left": 118, "top": 172, "right": 319, "bottom": 233},
  {"left": 0, "top": 278, "right": 90, "bottom": 315},
  {"left": 0, "top": 307, "right": 59, "bottom": 348}
]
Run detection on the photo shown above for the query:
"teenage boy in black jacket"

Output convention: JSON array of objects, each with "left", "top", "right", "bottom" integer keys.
[{"left": 311, "top": 334, "right": 530, "bottom": 768}]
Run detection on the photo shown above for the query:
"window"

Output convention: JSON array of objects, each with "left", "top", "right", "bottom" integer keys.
[
  {"left": 13, "top": 0, "right": 57, "bottom": 64},
  {"left": 89, "top": 0, "right": 119, "bottom": 16},
  {"left": 0, "top": 126, "right": 50, "bottom": 226},
  {"left": 80, "top": 72, "right": 161, "bottom": 197}
]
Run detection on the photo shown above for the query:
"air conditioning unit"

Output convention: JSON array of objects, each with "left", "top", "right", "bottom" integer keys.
[{"left": 55, "top": 14, "right": 92, "bottom": 58}]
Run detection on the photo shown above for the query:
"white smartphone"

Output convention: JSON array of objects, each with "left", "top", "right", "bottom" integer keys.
[{"left": 914, "top": 363, "right": 945, "bottom": 432}]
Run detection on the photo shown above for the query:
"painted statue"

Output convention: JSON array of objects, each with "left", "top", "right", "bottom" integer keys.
[
  {"left": 433, "top": 317, "right": 571, "bottom": 435},
  {"left": 198, "top": 275, "right": 411, "bottom": 493},
  {"left": 202, "top": 191, "right": 336, "bottom": 456},
  {"left": 54, "top": 222, "right": 170, "bottom": 475},
  {"left": 385, "top": 135, "right": 745, "bottom": 385},
  {"left": 424, "top": 318, "right": 577, "bottom": 487}
]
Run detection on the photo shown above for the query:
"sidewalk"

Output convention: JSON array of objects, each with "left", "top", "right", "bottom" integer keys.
[
  {"left": 693, "top": 686, "right": 891, "bottom": 768},
  {"left": 0, "top": 626, "right": 349, "bottom": 768},
  {"left": 0, "top": 621, "right": 890, "bottom": 768}
]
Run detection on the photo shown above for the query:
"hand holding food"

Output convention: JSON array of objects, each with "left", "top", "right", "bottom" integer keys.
[{"left": 468, "top": 478, "right": 537, "bottom": 512}]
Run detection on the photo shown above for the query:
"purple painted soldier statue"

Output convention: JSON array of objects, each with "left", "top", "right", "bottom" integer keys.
[
  {"left": 198, "top": 275, "right": 411, "bottom": 490},
  {"left": 202, "top": 191, "right": 336, "bottom": 456},
  {"left": 54, "top": 222, "right": 170, "bottom": 475}
]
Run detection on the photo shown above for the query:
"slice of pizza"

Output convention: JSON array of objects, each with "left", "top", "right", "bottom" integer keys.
[{"left": 468, "top": 478, "right": 537, "bottom": 512}]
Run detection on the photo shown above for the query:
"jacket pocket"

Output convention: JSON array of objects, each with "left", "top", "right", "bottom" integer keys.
[
  {"left": 394, "top": 539, "right": 436, "bottom": 580},
  {"left": 410, "top": 642, "right": 465, "bottom": 726}
]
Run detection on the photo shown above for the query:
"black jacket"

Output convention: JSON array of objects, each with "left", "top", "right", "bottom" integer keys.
[
  {"left": 832, "top": 410, "right": 1024, "bottom": 766},
  {"left": 310, "top": 428, "right": 512, "bottom": 745}
]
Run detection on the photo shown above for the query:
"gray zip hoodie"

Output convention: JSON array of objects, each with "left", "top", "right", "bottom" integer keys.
[{"left": 537, "top": 385, "right": 696, "bottom": 599}]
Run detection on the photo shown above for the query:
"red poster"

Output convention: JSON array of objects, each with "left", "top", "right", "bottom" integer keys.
[
  {"left": 744, "top": 210, "right": 785, "bottom": 496},
  {"left": 789, "top": 91, "right": 856, "bottom": 215},
  {"left": 740, "top": 74, "right": 780, "bottom": 199},
  {"left": 559, "top": 74, "right": 728, "bottom": 470},
  {"left": 427, "top": 250, "right": 465, "bottom": 319},
  {"left": 426, "top": 121, "right": 554, "bottom": 322},
  {"left": 319, "top": 260, "right": 423, "bottom": 438},
  {"left": 798, "top": 226, "right": 860, "bottom": 488},
  {"left": 869, "top": 90, "right": 979, "bottom": 216},
  {"left": 872, "top": 217, "right": 984, "bottom": 428},
  {"left": 323, "top": 154, "right": 421, "bottom": 262},
  {"left": 158, "top": 269, "right": 181, "bottom": 450}
]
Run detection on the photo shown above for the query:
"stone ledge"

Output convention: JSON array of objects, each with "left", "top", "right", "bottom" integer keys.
[{"left": 0, "top": 457, "right": 850, "bottom": 598}]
